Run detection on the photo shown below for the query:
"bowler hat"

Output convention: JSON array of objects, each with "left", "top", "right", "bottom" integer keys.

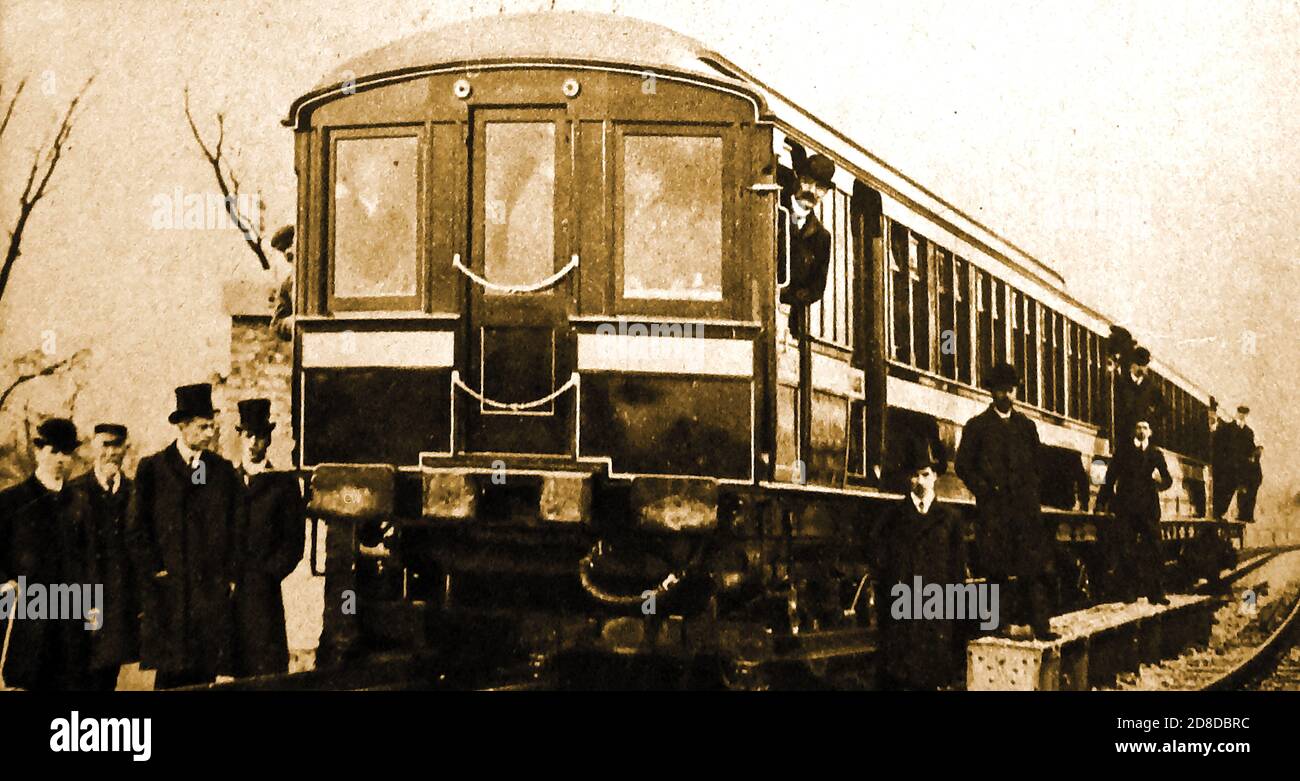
[
  {"left": 34, "top": 417, "right": 79, "bottom": 454},
  {"left": 1106, "top": 325, "right": 1134, "bottom": 357},
  {"left": 168, "top": 383, "right": 217, "bottom": 424},
  {"left": 982, "top": 362, "right": 1019, "bottom": 391},
  {"left": 1132, "top": 346, "right": 1151, "bottom": 366},
  {"left": 93, "top": 423, "right": 128, "bottom": 443},
  {"left": 801, "top": 154, "right": 836, "bottom": 188},
  {"left": 236, "top": 398, "right": 275, "bottom": 435},
  {"left": 270, "top": 225, "right": 295, "bottom": 253},
  {"left": 1237, "top": 405, "right": 1250, "bottom": 414},
  {"left": 895, "top": 434, "right": 948, "bottom": 477}
]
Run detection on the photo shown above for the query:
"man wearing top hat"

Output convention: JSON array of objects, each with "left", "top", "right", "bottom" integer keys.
[
  {"left": 126, "top": 383, "right": 241, "bottom": 688},
  {"left": 0, "top": 418, "right": 91, "bottom": 690},
  {"left": 1114, "top": 346, "right": 1163, "bottom": 446},
  {"left": 868, "top": 435, "right": 967, "bottom": 689},
  {"left": 230, "top": 398, "right": 304, "bottom": 677},
  {"left": 64, "top": 423, "right": 140, "bottom": 690},
  {"left": 955, "top": 362, "right": 1057, "bottom": 641}
]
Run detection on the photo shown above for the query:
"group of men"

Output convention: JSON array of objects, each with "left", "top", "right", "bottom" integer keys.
[
  {"left": 1212, "top": 405, "right": 1262, "bottom": 522},
  {"left": 874, "top": 349, "right": 1188, "bottom": 689},
  {"left": 0, "top": 383, "right": 303, "bottom": 690}
]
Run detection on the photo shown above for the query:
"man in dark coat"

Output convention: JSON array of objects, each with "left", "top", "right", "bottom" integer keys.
[
  {"left": 869, "top": 436, "right": 967, "bottom": 690},
  {"left": 1097, "top": 420, "right": 1172, "bottom": 604},
  {"left": 955, "top": 362, "right": 1057, "bottom": 640},
  {"left": 1237, "top": 445, "right": 1263, "bottom": 523},
  {"left": 1211, "top": 412, "right": 1237, "bottom": 519},
  {"left": 231, "top": 398, "right": 304, "bottom": 677},
  {"left": 269, "top": 225, "right": 295, "bottom": 342},
  {"left": 127, "top": 384, "right": 240, "bottom": 688},
  {"left": 65, "top": 423, "right": 139, "bottom": 690},
  {"left": 777, "top": 153, "right": 835, "bottom": 338},
  {"left": 1113, "top": 346, "right": 1163, "bottom": 444},
  {"left": 0, "top": 418, "right": 91, "bottom": 690}
]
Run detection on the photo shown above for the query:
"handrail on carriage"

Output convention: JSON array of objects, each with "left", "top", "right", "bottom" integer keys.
[{"left": 453, "top": 253, "right": 579, "bottom": 294}]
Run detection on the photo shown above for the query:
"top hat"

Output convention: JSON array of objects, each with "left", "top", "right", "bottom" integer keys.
[
  {"left": 270, "top": 225, "right": 295, "bottom": 253},
  {"left": 92, "top": 423, "right": 128, "bottom": 443},
  {"left": 236, "top": 398, "right": 275, "bottom": 435},
  {"left": 169, "top": 383, "right": 217, "bottom": 424},
  {"left": 800, "top": 154, "right": 836, "bottom": 188},
  {"left": 34, "top": 417, "right": 80, "bottom": 454},
  {"left": 1131, "top": 346, "right": 1151, "bottom": 366},
  {"left": 982, "top": 362, "right": 1019, "bottom": 391}
]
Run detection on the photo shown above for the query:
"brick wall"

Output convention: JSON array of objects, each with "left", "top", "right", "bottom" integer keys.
[{"left": 215, "top": 314, "right": 294, "bottom": 469}]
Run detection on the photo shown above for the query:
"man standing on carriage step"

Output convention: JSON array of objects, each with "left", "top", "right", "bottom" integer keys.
[
  {"left": 231, "top": 398, "right": 304, "bottom": 677},
  {"left": 66, "top": 423, "right": 140, "bottom": 690},
  {"left": 955, "top": 362, "right": 1058, "bottom": 641},
  {"left": 127, "top": 384, "right": 240, "bottom": 688},
  {"left": 1097, "top": 419, "right": 1172, "bottom": 605},
  {"left": 1114, "top": 346, "right": 1163, "bottom": 444}
]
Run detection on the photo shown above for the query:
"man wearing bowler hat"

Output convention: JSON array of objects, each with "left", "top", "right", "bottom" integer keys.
[
  {"left": 1, "top": 418, "right": 92, "bottom": 690},
  {"left": 231, "top": 398, "right": 304, "bottom": 677},
  {"left": 65, "top": 423, "right": 140, "bottom": 690},
  {"left": 778, "top": 152, "right": 835, "bottom": 337},
  {"left": 955, "top": 362, "right": 1057, "bottom": 640},
  {"left": 1114, "top": 346, "right": 1163, "bottom": 446},
  {"left": 127, "top": 384, "right": 240, "bottom": 688}
]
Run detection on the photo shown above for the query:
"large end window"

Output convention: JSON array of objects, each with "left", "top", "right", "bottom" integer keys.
[
  {"left": 621, "top": 135, "right": 722, "bottom": 302},
  {"left": 484, "top": 122, "right": 556, "bottom": 295},
  {"left": 331, "top": 133, "right": 421, "bottom": 308}
]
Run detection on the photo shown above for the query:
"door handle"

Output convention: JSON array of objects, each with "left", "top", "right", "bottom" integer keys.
[{"left": 453, "top": 253, "right": 579, "bottom": 294}]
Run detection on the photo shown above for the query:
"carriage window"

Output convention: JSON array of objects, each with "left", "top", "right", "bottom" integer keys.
[
  {"left": 937, "top": 249, "right": 956, "bottom": 379},
  {"left": 485, "top": 122, "right": 555, "bottom": 295},
  {"left": 954, "top": 257, "right": 971, "bottom": 385},
  {"left": 332, "top": 135, "right": 419, "bottom": 300},
  {"left": 623, "top": 135, "right": 722, "bottom": 301},
  {"left": 1024, "top": 297, "right": 1039, "bottom": 406},
  {"left": 889, "top": 222, "right": 910, "bottom": 362},
  {"left": 809, "top": 187, "right": 854, "bottom": 348}
]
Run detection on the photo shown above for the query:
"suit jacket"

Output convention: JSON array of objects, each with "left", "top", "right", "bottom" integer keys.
[
  {"left": 126, "top": 444, "right": 241, "bottom": 677},
  {"left": 0, "top": 476, "right": 90, "bottom": 690},
  {"left": 1098, "top": 442, "right": 1172, "bottom": 525},
  {"left": 65, "top": 471, "right": 140, "bottom": 670},
  {"left": 869, "top": 497, "right": 967, "bottom": 688},
  {"left": 1114, "top": 374, "right": 1163, "bottom": 440},
  {"left": 954, "top": 405, "right": 1051, "bottom": 575},
  {"left": 232, "top": 466, "right": 304, "bottom": 676},
  {"left": 1226, "top": 423, "right": 1256, "bottom": 470},
  {"left": 779, "top": 212, "right": 832, "bottom": 308}
]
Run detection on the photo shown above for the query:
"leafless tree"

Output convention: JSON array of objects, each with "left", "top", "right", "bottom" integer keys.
[
  {"left": 0, "top": 76, "right": 95, "bottom": 304},
  {"left": 0, "top": 348, "right": 90, "bottom": 412},
  {"left": 183, "top": 86, "right": 270, "bottom": 271}
]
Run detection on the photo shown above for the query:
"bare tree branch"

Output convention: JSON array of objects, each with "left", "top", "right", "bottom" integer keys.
[
  {"left": 183, "top": 86, "right": 270, "bottom": 271},
  {"left": 0, "top": 355, "right": 74, "bottom": 411},
  {"left": 0, "top": 79, "right": 27, "bottom": 143},
  {"left": 0, "top": 75, "right": 94, "bottom": 304}
]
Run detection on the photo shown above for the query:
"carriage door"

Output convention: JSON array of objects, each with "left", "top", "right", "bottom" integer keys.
[{"left": 457, "top": 108, "right": 576, "bottom": 456}]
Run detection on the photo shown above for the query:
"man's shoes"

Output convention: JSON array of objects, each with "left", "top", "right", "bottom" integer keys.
[{"left": 1148, "top": 594, "right": 1170, "bottom": 606}]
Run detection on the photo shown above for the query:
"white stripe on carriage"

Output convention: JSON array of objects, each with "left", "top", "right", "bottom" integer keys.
[
  {"left": 301, "top": 329, "right": 455, "bottom": 368},
  {"left": 576, "top": 333, "right": 752, "bottom": 377}
]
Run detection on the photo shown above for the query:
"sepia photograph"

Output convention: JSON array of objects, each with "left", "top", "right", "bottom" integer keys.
[{"left": 1, "top": 0, "right": 1298, "bottom": 765}]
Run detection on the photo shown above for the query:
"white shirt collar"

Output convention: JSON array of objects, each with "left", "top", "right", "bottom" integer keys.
[
  {"left": 174, "top": 439, "right": 202, "bottom": 467},
  {"left": 94, "top": 465, "right": 121, "bottom": 494},
  {"left": 993, "top": 406, "right": 1013, "bottom": 420},
  {"left": 910, "top": 491, "right": 934, "bottom": 515},
  {"left": 34, "top": 469, "right": 63, "bottom": 492},
  {"left": 241, "top": 457, "right": 268, "bottom": 478},
  {"left": 1133, "top": 438, "right": 1148, "bottom": 452}
]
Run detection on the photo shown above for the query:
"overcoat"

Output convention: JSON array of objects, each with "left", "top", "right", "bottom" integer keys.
[
  {"left": 954, "top": 405, "right": 1052, "bottom": 578},
  {"left": 1114, "top": 374, "right": 1163, "bottom": 440},
  {"left": 1098, "top": 443, "right": 1172, "bottom": 527},
  {"left": 65, "top": 470, "right": 140, "bottom": 672},
  {"left": 232, "top": 466, "right": 304, "bottom": 676},
  {"left": 0, "top": 476, "right": 90, "bottom": 690},
  {"left": 869, "top": 498, "right": 967, "bottom": 690},
  {"left": 126, "top": 444, "right": 240, "bottom": 678}
]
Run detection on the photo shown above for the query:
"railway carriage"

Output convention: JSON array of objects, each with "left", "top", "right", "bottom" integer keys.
[{"left": 283, "top": 12, "right": 1235, "bottom": 686}]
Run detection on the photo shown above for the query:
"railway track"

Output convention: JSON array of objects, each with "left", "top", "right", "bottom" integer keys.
[{"left": 1106, "top": 548, "right": 1300, "bottom": 691}]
